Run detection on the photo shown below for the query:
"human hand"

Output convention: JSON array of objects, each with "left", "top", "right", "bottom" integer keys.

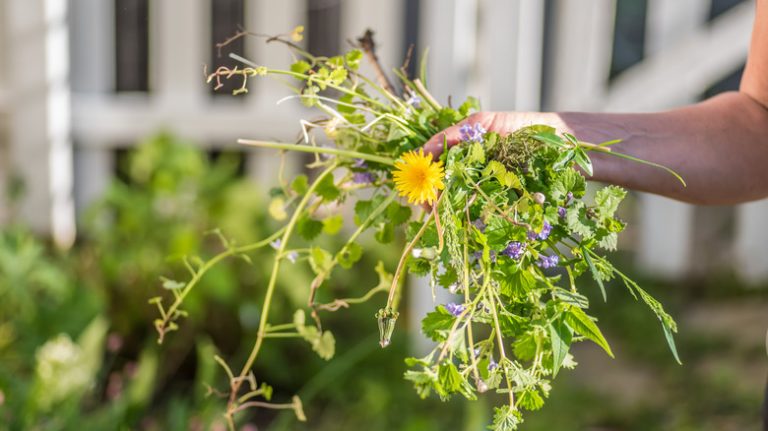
[{"left": 423, "top": 111, "right": 562, "bottom": 159}]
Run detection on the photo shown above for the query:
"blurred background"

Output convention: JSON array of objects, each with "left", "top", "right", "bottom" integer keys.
[{"left": 0, "top": 0, "right": 767, "bottom": 430}]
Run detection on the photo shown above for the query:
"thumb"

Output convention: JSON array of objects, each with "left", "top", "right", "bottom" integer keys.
[{"left": 422, "top": 122, "right": 468, "bottom": 160}]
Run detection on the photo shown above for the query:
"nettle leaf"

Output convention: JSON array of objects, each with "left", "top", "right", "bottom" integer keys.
[
  {"left": 594, "top": 185, "right": 626, "bottom": 220},
  {"left": 550, "top": 169, "right": 586, "bottom": 202},
  {"left": 485, "top": 216, "right": 526, "bottom": 250},
  {"left": 517, "top": 389, "right": 545, "bottom": 411},
  {"left": 315, "top": 174, "right": 340, "bottom": 202},
  {"left": 309, "top": 247, "right": 333, "bottom": 276},
  {"left": 437, "top": 362, "right": 475, "bottom": 400},
  {"left": 549, "top": 317, "right": 572, "bottom": 377},
  {"left": 564, "top": 306, "right": 614, "bottom": 358},
  {"left": 566, "top": 202, "right": 596, "bottom": 239},
  {"left": 297, "top": 215, "right": 324, "bottom": 241},
  {"left": 322, "top": 215, "right": 344, "bottom": 235},
  {"left": 338, "top": 242, "right": 363, "bottom": 269},
  {"left": 422, "top": 307, "right": 455, "bottom": 341},
  {"left": 437, "top": 266, "right": 459, "bottom": 289},
  {"left": 512, "top": 332, "right": 538, "bottom": 361},
  {"left": 407, "top": 258, "right": 431, "bottom": 276},
  {"left": 495, "top": 265, "right": 536, "bottom": 298},
  {"left": 490, "top": 405, "right": 522, "bottom": 431},
  {"left": 404, "top": 368, "right": 437, "bottom": 399},
  {"left": 596, "top": 230, "right": 618, "bottom": 251}
]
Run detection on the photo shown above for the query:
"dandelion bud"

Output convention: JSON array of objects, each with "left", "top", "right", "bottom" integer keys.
[{"left": 533, "top": 192, "right": 546, "bottom": 205}]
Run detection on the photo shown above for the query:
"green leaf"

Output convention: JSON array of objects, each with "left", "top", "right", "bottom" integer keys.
[
  {"left": 374, "top": 222, "right": 394, "bottom": 244},
  {"left": 583, "top": 247, "right": 606, "bottom": 301},
  {"left": 495, "top": 265, "right": 536, "bottom": 298},
  {"left": 550, "top": 168, "right": 586, "bottom": 202},
  {"left": 566, "top": 202, "right": 595, "bottom": 239},
  {"left": 533, "top": 132, "right": 567, "bottom": 149},
  {"left": 290, "top": 60, "right": 311, "bottom": 75},
  {"left": 338, "top": 242, "right": 363, "bottom": 269},
  {"left": 404, "top": 368, "right": 437, "bottom": 399},
  {"left": 552, "top": 150, "right": 576, "bottom": 171},
  {"left": 291, "top": 174, "right": 309, "bottom": 195},
  {"left": 489, "top": 405, "right": 521, "bottom": 431},
  {"left": 517, "top": 389, "right": 545, "bottom": 411},
  {"left": 594, "top": 185, "right": 626, "bottom": 220},
  {"left": 345, "top": 49, "right": 363, "bottom": 70},
  {"left": 269, "top": 197, "right": 288, "bottom": 221},
  {"left": 329, "top": 67, "right": 348, "bottom": 86},
  {"left": 309, "top": 247, "right": 332, "bottom": 276},
  {"left": 421, "top": 307, "right": 455, "bottom": 341},
  {"left": 573, "top": 148, "right": 593, "bottom": 176},
  {"left": 564, "top": 306, "right": 614, "bottom": 358},
  {"left": 297, "top": 215, "right": 323, "bottom": 241},
  {"left": 313, "top": 330, "right": 335, "bottom": 360},
  {"left": 322, "top": 215, "right": 344, "bottom": 235},
  {"left": 161, "top": 277, "right": 185, "bottom": 290},
  {"left": 458, "top": 96, "right": 480, "bottom": 116},
  {"left": 662, "top": 322, "right": 682, "bottom": 365},
  {"left": 549, "top": 317, "right": 572, "bottom": 377},
  {"left": 437, "top": 362, "right": 463, "bottom": 394},
  {"left": 386, "top": 201, "right": 412, "bottom": 225},
  {"left": 467, "top": 142, "right": 486, "bottom": 165},
  {"left": 315, "top": 174, "right": 340, "bottom": 202}
]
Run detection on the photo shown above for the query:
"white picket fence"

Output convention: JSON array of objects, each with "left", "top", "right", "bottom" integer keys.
[{"left": 0, "top": 0, "right": 765, "bottom": 282}]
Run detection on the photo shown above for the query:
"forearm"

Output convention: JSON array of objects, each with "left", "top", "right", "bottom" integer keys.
[{"left": 550, "top": 92, "right": 768, "bottom": 205}]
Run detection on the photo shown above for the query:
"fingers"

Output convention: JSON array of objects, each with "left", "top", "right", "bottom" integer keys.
[{"left": 423, "top": 122, "right": 468, "bottom": 159}]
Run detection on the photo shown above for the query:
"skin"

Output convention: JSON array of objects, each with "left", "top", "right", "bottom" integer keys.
[{"left": 424, "top": 0, "right": 768, "bottom": 205}]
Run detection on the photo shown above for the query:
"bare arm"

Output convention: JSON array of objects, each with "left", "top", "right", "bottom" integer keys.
[{"left": 425, "top": 1, "right": 768, "bottom": 205}]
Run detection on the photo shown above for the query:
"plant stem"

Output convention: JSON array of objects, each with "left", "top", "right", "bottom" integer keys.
[
  {"left": 227, "top": 163, "right": 338, "bottom": 416},
  {"left": 237, "top": 139, "right": 395, "bottom": 166}
]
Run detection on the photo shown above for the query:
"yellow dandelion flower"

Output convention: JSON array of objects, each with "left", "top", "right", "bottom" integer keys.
[{"left": 393, "top": 149, "right": 445, "bottom": 205}]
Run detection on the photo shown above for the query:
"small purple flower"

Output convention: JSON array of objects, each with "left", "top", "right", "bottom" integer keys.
[
  {"left": 536, "top": 254, "right": 559, "bottom": 269},
  {"left": 270, "top": 239, "right": 281, "bottom": 250},
  {"left": 472, "top": 218, "right": 487, "bottom": 232},
  {"left": 537, "top": 221, "right": 552, "bottom": 241},
  {"left": 352, "top": 171, "right": 376, "bottom": 184},
  {"left": 502, "top": 241, "right": 526, "bottom": 260},
  {"left": 527, "top": 230, "right": 538, "bottom": 241},
  {"left": 459, "top": 123, "right": 487, "bottom": 143},
  {"left": 286, "top": 251, "right": 299, "bottom": 263},
  {"left": 352, "top": 158, "right": 368, "bottom": 168},
  {"left": 445, "top": 302, "right": 466, "bottom": 317},
  {"left": 566, "top": 191, "right": 574, "bottom": 203},
  {"left": 473, "top": 348, "right": 481, "bottom": 358},
  {"left": 406, "top": 94, "right": 422, "bottom": 109},
  {"left": 558, "top": 206, "right": 567, "bottom": 218},
  {"left": 488, "top": 358, "right": 498, "bottom": 371}
]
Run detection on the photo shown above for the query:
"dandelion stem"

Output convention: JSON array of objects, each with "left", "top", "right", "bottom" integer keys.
[{"left": 238, "top": 139, "right": 395, "bottom": 166}]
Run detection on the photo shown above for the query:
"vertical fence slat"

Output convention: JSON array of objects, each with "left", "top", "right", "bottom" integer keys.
[
  {"left": 735, "top": 200, "right": 768, "bottom": 283},
  {"left": 634, "top": 0, "right": 709, "bottom": 278},
  {"left": 548, "top": 0, "right": 615, "bottom": 111},
  {"left": 5, "top": 0, "right": 75, "bottom": 247},
  {"left": 154, "top": 0, "right": 207, "bottom": 112}
]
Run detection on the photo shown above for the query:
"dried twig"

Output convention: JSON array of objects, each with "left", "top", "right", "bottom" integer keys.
[{"left": 356, "top": 29, "right": 396, "bottom": 95}]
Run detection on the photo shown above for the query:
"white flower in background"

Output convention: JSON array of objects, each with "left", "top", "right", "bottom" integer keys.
[{"left": 35, "top": 334, "right": 92, "bottom": 409}]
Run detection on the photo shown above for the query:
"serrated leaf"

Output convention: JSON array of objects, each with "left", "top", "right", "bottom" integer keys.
[
  {"left": 421, "top": 307, "right": 455, "bottom": 341},
  {"left": 564, "top": 306, "right": 613, "bottom": 358},
  {"left": 386, "top": 201, "right": 412, "bottom": 225},
  {"left": 290, "top": 60, "right": 311, "bottom": 75},
  {"left": 550, "top": 168, "right": 586, "bottom": 202},
  {"left": 517, "top": 389, "right": 545, "bottom": 411},
  {"left": 594, "top": 185, "right": 626, "bottom": 220}
]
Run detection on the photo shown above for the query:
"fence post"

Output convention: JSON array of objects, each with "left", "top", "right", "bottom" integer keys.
[
  {"left": 735, "top": 200, "right": 768, "bottom": 283},
  {"left": 5, "top": 0, "right": 75, "bottom": 247}
]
